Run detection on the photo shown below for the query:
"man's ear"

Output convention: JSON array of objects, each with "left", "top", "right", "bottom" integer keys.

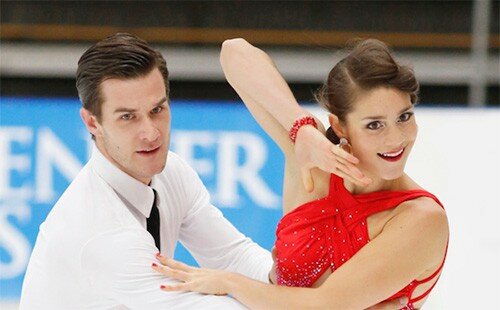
[
  {"left": 80, "top": 108, "right": 100, "bottom": 137},
  {"left": 328, "top": 114, "right": 347, "bottom": 138}
]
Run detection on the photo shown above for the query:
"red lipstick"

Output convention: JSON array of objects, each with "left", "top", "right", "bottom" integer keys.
[{"left": 377, "top": 148, "right": 405, "bottom": 162}]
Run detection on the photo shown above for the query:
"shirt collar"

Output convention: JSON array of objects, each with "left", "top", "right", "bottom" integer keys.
[{"left": 90, "top": 145, "right": 156, "bottom": 218}]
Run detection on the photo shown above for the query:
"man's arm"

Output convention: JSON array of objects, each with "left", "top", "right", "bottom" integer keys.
[
  {"left": 179, "top": 203, "right": 273, "bottom": 282},
  {"left": 175, "top": 154, "right": 273, "bottom": 283},
  {"left": 81, "top": 227, "right": 246, "bottom": 309}
]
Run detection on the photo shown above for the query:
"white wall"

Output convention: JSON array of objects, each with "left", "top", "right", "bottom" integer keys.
[{"left": 409, "top": 108, "right": 499, "bottom": 309}]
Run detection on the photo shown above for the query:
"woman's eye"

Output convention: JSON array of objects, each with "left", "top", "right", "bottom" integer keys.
[
  {"left": 152, "top": 106, "right": 163, "bottom": 114},
  {"left": 399, "top": 112, "right": 413, "bottom": 122},
  {"left": 367, "top": 121, "right": 382, "bottom": 130}
]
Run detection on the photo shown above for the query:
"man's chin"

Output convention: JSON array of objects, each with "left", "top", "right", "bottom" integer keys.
[
  {"left": 132, "top": 154, "right": 168, "bottom": 181},
  {"left": 147, "top": 161, "right": 168, "bottom": 177}
]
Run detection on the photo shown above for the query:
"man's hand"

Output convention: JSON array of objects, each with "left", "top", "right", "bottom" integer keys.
[{"left": 295, "top": 125, "right": 372, "bottom": 192}]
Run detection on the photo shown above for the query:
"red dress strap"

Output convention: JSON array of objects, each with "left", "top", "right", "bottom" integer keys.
[
  {"left": 415, "top": 244, "right": 447, "bottom": 285},
  {"left": 410, "top": 277, "right": 440, "bottom": 303},
  {"left": 328, "top": 174, "right": 445, "bottom": 229},
  {"left": 409, "top": 240, "right": 449, "bottom": 303},
  {"left": 356, "top": 190, "right": 443, "bottom": 226}
]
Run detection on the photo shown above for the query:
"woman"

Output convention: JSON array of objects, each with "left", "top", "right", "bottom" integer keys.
[{"left": 153, "top": 38, "right": 449, "bottom": 309}]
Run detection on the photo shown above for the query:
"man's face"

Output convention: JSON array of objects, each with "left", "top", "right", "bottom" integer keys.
[{"left": 92, "top": 68, "right": 171, "bottom": 184}]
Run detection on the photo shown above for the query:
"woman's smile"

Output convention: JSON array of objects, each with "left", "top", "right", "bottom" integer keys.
[{"left": 377, "top": 148, "right": 405, "bottom": 162}]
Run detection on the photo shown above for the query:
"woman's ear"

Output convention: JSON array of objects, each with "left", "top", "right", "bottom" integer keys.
[{"left": 328, "top": 114, "right": 346, "bottom": 138}]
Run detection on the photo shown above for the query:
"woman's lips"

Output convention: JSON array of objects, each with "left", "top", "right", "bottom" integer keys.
[{"left": 377, "top": 148, "right": 405, "bottom": 162}]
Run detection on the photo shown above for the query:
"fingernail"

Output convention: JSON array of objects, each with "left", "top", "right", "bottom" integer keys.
[
  {"left": 156, "top": 252, "right": 162, "bottom": 257},
  {"left": 160, "top": 285, "right": 166, "bottom": 289},
  {"left": 152, "top": 262, "right": 158, "bottom": 267}
]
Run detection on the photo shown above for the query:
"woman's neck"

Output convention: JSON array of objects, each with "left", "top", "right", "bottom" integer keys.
[{"left": 345, "top": 174, "right": 407, "bottom": 195}]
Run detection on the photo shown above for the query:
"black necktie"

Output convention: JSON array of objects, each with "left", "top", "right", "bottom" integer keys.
[{"left": 147, "top": 189, "right": 161, "bottom": 251}]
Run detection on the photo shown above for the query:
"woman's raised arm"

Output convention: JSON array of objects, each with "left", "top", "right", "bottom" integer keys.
[
  {"left": 220, "top": 38, "right": 370, "bottom": 189},
  {"left": 220, "top": 38, "right": 306, "bottom": 153}
]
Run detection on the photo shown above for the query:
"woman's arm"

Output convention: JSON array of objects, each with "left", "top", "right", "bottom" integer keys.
[
  {"left": 220, "top": 38, "right": 307, "bottom": 154},
  {"left": 220, "top": 38, "right": 370, "bottom": 189},
  {"left": 154, "top": 200, "right": 448, "bottom": 309}
]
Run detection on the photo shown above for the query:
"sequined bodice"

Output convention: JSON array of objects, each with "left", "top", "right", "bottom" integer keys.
[{"left": 275, "top": 174, "right": 446, "bottom": 307}]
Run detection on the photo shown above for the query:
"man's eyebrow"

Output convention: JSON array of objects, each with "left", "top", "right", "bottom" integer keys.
[
  {"left": 114, "top": 107, "right": 136, "bottom": 114},
  {"left": 113, "top": 97, "right": 168, "bottom": 113},
  {"left": 154, "top": 97, "right": 168, "bottom": 106},
  {"left": 362, "top": 105, "right": 413, "bottom": 120}
]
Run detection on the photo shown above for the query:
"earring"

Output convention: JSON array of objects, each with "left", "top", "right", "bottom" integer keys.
[{"left": 337, "top": 137, "right": 352, "bottom": 154}]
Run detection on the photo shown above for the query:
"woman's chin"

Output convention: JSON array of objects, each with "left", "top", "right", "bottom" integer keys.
[{"left": 379, "top": 169, "right": 406, "bottom": 181}]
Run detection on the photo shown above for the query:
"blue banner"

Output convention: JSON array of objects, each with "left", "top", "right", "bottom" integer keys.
[{"left": 0, "top": 97, "right": 284, "bottom": 300}]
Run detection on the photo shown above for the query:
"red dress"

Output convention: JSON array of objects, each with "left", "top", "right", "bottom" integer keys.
[{"left": 275, "top": 174, "right": 447, "bottom": 309}]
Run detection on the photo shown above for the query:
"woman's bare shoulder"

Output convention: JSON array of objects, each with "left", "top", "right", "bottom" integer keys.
[
  {"left": 395, "top": 195, "right": 447, "bottom": 229},
  {"left": 392, "top": 196, "right": 449, "bottom": 261}
]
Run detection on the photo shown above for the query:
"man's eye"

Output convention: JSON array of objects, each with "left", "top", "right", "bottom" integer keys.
[
  {"left": 121, "top": 114, "right": 133, "bottom": 120},
  {"left": 367, "top": 121, "right": 382, "bottom": 130},
  {"left": 152, "top": 106, "right": 163, "bottom": 114},
  {"left": 399, "top": 112, "right": 413, "bottom": 122}
]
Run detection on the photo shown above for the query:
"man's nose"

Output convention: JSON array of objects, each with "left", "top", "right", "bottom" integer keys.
[{"left": 139, "top": 118, "right": 160, "bottom": 142}]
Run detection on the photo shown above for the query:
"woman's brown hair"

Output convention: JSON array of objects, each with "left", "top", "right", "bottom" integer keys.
[{"left": 316, "top": 39, "right": 419, "bottom": 123}]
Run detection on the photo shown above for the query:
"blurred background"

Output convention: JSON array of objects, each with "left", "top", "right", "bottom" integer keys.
[{"left": 1, "top": 1, "right": 499, "bottom": 309}]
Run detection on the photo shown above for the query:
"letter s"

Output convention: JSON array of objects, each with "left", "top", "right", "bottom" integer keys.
[{"left": 0, "top": 202, "right": 32, "bottom": 279}]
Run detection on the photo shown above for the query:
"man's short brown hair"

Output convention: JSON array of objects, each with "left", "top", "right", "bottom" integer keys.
[{"left": 76, "top": 33, "right": 169, "bottom": 121}]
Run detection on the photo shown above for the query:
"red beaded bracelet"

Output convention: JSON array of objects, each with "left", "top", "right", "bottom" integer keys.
[{"left": 289, "top": 116, "right": 318, "bottom": 143}]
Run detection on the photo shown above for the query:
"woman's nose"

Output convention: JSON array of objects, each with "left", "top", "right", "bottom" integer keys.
[{"left": 385, "top": 126, "right": 407, "bottom": 147}]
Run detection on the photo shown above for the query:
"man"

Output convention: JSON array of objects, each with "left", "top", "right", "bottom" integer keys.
[{"left": 20, "top": 33, "right": 272, "bottom": 309}]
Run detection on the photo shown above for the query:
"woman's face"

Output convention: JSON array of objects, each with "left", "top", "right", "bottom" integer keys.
[{"left": 343, "top": 87, "right": 417, "bottom": 181}]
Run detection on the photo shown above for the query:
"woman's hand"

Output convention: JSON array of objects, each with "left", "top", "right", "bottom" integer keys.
[
  {"left": 152, "top": 254, "right": 233, "bottom": 296},
  {"left": 294, "top": 125, "right": 372, "bottom": 192}
]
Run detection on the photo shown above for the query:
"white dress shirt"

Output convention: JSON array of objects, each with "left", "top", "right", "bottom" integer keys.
[{"left": 20, "top": 146, "right": 272, "bottom": 309}]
